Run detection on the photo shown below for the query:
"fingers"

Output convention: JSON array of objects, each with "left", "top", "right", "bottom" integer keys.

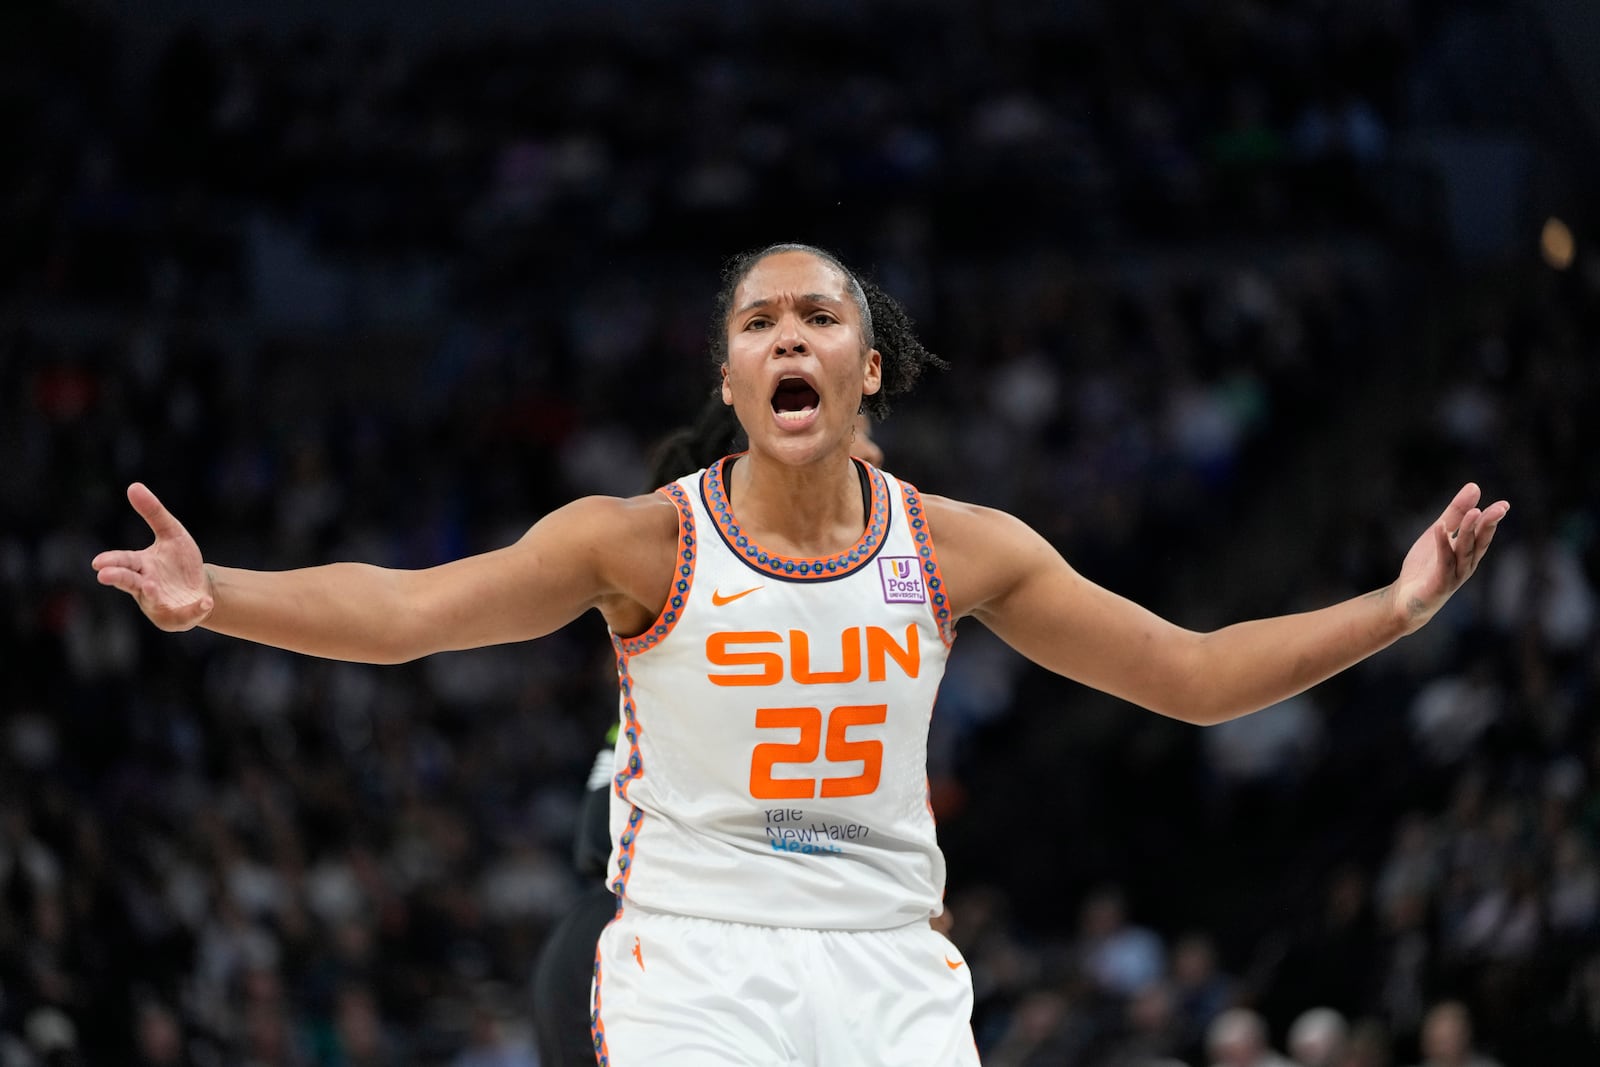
[
  {"left": 95, "top": 565, "right": 145, "bottom": 597},
  {"left": 1469, "top": 499, "right": 1510, "bottom": 570},
  {"left": 1452, "top": 506, "right": 1483, "bottom": 574},
  {"left": 91, "top": 549, "right": 142, "bottom": 573},
  {"left": 95, "top": 566, "right": 214, "bottom": 630},
  {"left": 127, "top": 482, "right": 189, "bottom": 542},
  {"left": 1432, "top": 515, "right": 1456, "bottom": 565},
  {"left": 1437, "top": 482, "right": 1483, "bottom": 538},
  {"left": 1451, "top": 498, "right": 1511, "bottom": 576}
]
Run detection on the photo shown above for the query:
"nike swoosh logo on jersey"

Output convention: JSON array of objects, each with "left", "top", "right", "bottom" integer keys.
[
  {"left": 711, "top": 586, "right": 762, "bottom": 606},
  {"left": 945, "top": 956, "right": 965, "bottom": 970}
]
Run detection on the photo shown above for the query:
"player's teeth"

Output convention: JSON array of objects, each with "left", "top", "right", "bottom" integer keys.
[{"left": 777, "top": 407, "right": 817, "bottom": 421}]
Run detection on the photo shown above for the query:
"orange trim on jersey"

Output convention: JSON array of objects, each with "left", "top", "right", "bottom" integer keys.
[
  {"left": 590, "top": 897, "right": 627, "bottom": 1065},
  {"left": 610, "top": 640, "right": 648, "bottom": 902},
  {"left": 615, "top": 482, "right": 697, "bottom": 657},
  {"left": 590, "top": 950, "right": 612, "bottom": 1065},
  {"left": 606, "top": 478, "right": 682, "bottom": 907},
  {"left": 898, "top": 480, "right": 955, "bottom": 647},
  {"left": 703, "top": 454, "right": 892, "bottom": 580}
]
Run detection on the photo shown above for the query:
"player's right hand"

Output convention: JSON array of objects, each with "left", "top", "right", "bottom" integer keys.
[{"left": 92, "top": 483, "right": 215, "bottom": 631}]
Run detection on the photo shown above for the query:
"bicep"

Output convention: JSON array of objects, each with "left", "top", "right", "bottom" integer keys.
[
  {"left": 402, "top": 497, "right": 620, "bottom": 655},
  {"left": 966, "top": 516, "right": 1203, "bottom": 718}
]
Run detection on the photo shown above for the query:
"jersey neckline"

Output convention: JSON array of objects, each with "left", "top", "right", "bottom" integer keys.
[{"left": 701, "top": 453, "right": 892, "bottom": 581}]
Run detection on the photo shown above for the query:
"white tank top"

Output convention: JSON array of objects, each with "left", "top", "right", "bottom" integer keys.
[{"left": 605, "top": 455, "right": 955, "bottom": 930}]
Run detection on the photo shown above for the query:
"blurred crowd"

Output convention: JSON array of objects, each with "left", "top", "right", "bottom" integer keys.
[{"left": 3, "top": 1, "right": 1598, "bottom": 1064}]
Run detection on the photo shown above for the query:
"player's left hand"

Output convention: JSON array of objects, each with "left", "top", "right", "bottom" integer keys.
[{"left": 1391, "top": 482, "right": 1509, "bottom": 633}]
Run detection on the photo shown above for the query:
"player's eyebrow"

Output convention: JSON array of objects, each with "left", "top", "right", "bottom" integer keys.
[{"left": 734, "top": 293, "right": 844, "bottom": 316}]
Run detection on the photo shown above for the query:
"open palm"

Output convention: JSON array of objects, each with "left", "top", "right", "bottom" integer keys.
[
  {"left": 1392, "top": 482, "right": 1510, "bottom": 632},
  {"left": 92, "top": 483, "right": 215, "bottom": 631}
]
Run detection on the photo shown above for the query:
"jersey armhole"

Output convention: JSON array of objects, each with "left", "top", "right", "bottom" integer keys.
[
  {"left": 611, "top": 481, "right": 698, "bottom": 656},
  {"left": 897, "top": 479, "right": 955, "bottom": 648}
]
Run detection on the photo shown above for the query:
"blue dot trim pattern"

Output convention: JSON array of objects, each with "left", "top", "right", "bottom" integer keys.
[
  {"left": 617, "top": 481, "right": 697, "bottom": 657},
  {"left": 899, "top": 480, "right": 955, "bottom": 647},
  {"left": 703, "top": 453, "right": 891, "bottom": 581}
]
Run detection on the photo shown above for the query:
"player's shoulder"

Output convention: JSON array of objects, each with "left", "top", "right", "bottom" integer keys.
[
  {"left": 571, "top": 489, "right": 682, "bottom": 534},
  {"left": 535, "top": 490, "right": 683, "bottom": 557},
  {"left": 913, "top": 493, "right": 1050, "bottom": 618},
  {"left": 917, "top": 493, "right": 1029, "bottom": 542},
  {"left": 544, "top": 492, "right": 686, "bottom": 626}
]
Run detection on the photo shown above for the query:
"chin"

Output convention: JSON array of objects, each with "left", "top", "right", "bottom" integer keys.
[{"left": 754, "top": 431, "right": 844, "bottom": 468}]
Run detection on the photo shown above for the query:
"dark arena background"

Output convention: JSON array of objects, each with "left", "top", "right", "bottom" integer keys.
[{"left": 4, "top": 0, "right": 1600, "bottom": 1064}]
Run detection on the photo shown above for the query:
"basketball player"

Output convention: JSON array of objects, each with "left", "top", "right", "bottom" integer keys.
[
  {"left": 530, "top": 399, "right": 883, "bottom": 1066},
  {"left": 94, "top": 243, "right": 1508, "bottom": 1066}
]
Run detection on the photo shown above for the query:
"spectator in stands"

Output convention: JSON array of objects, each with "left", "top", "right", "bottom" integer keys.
[
  {"left": 1206, "top": 1007, "right": 1292, "bottom": 1067},
  {"left": 1405, "top": 1001, "right": 1501, "bottom": 1067},
  {"left": 1287, "top": 1007, "right": 1349, "bottom": 1067}
]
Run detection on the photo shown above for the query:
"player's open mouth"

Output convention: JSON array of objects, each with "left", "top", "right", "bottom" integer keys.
[{"left": 771, "top": 376, "right": 820, "bottom": 422}]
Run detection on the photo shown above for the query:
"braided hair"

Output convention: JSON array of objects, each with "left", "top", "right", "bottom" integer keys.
[{"left": 708, "top": 242, "right": 946, "bottom": 422}]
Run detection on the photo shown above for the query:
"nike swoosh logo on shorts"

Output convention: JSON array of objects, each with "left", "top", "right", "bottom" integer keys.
[
  {"left": 711, "top": 586, "right": 762, "bottom": 606},
  {"left": 945, "top": 956, "right": 965, "bottom": 970}
]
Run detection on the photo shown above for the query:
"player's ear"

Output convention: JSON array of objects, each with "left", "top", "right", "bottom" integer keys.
[
  {"left": 720, "top": 362, "right": 733, "bottom": 406},
  {"left": 861, "top": 348, "right": 882, "bottom": 396}
]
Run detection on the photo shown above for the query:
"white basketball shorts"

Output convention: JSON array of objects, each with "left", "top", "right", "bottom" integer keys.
[{"left": 590, "top": 903, "right": 981, "bottom": 1066}]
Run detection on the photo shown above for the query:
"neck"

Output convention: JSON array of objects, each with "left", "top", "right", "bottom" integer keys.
[{"left": 727, "top": 445, "right": 865, "bottom": 556}]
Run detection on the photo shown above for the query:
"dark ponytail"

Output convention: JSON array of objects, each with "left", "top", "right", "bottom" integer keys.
[{"left": 855, "top": 275, "right": 945, "bottom": 420}]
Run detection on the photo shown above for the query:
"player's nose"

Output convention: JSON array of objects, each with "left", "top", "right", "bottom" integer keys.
[{"left": 771, "top": 315, "right": 807, "bottom": 356}]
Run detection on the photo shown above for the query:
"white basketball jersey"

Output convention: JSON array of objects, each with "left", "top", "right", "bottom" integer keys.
[{"left": 605, "top": 455, "right": 955, "bottom": 931}]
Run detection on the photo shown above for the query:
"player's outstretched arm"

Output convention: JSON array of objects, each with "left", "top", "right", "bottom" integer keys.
[
  {"left": 933, "top": 483, "right": 1508, "bottom": 726},
  {"left": 93, "top": 482, "right": 671, "bottom": 664}
]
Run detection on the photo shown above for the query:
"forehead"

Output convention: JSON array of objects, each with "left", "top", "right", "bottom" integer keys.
[{"left": 732, "top": 251, "right": 854, "bottom": 310}]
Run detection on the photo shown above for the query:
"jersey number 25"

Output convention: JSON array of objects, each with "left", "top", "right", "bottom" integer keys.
[{"left": 748, "top": 704, "right": 887, "bottom": 800}]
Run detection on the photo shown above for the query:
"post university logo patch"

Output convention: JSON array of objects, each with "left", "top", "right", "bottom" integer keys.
[{"left": 878, "top": 556, "right": 927, "bottom": 604}]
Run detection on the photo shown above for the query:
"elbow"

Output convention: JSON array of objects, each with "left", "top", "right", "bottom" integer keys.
[
  {"left": 1147, "top": 697, "right": 1249, "bottom": 728},
  {"left": 1151, "top": 699, "right": 1231, "bottom": 728},
  {"left": 1187, "top": 704, "right": 1244, "bottom": 727},
  {"left": 338, "top": 627, "right": 423, "bottom": 665},
  {"left": 376, "top": 609, "right": 434, "bottom": 664},
  {"left": 1146, "top": 635, "right": 1243, "bottom": 726},
  {"left": 1152, "top": 677, "right": 1274, "bottom": 727},
  {"left": 364, "top": 577, "right": 435, "bottom": 664},
  {"left": 368, "top": 644, "right": 422, "bottom": 666}
]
